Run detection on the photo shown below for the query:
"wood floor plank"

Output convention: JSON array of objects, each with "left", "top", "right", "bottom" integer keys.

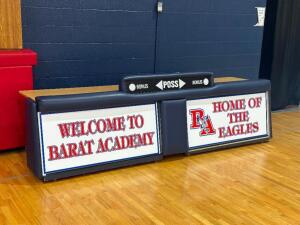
[{"left": 0, "top": 110, "right": 299, "bottom": 225}]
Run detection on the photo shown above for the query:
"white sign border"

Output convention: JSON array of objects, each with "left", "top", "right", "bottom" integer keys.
[
  {"left": 187, "top": 91, "right": 271, "bottom": 153},
  {"left": 37, "top": 103, "right": 161, "bottom": 176}
]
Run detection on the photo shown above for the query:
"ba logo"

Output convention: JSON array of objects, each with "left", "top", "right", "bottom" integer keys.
[{"left": 189, "top": 109, "right": 216, "bottom": 136}]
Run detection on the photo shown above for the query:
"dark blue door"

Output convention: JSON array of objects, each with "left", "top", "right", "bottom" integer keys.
[{"left": 155, "top": 0, "right": 267, "bottom": 79}]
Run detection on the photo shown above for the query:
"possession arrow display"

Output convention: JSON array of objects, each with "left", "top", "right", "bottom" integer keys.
[
  {"left": 156, "top": 79, "right": 186, "bottom": 90},
  {"left": 122, "top": 72, "right": 213, "bottom": 94}
]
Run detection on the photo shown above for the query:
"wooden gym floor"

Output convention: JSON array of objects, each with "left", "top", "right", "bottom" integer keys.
[{"left": 0, "top": 110, "right": 299, "bottom": 225}]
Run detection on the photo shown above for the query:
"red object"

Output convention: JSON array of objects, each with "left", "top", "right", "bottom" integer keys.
[{"left": 0, "top": 49, "right": 37, "bottom": 150}]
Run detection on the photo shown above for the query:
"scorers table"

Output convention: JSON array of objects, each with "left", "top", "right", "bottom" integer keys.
[{"left": 20, "top": 74, "right": 272, "bottom": 181}]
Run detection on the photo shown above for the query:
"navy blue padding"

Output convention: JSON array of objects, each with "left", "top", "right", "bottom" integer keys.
[
  {"left": 36, "top": 79, "right": 271, "bottom": 113},
  {"left": 25, "top": 99, "right": 43, "bottom": 179},
  {"left": 160, "top": 99, "right": 188, "bottom": 156},
  {"left": 29, "top": 78, "right": 272, "bottom": 180},
  {"left": 155, "top": 0, "right": 267, "bottom": 80},
  {"left": 22, "top": 0, "right": 266, "bottom": 89},
  {"left": 21, "top": 0, "right": 158, "bottom": 89}
]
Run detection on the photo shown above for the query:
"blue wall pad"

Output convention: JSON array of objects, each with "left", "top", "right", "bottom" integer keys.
[{"left": 22, "top": 0, "right": 266, "bottom": 89}]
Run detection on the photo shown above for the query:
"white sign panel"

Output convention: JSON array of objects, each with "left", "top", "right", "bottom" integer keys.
[
  {"left": 254, "top": 7, "right": 266, "bottom": 27},
  {"left": 187, "top": 92, "right": 269, "bottom": 150},
  {"left": 38, "top": 104, "right": 160, "bottom": 175}
]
